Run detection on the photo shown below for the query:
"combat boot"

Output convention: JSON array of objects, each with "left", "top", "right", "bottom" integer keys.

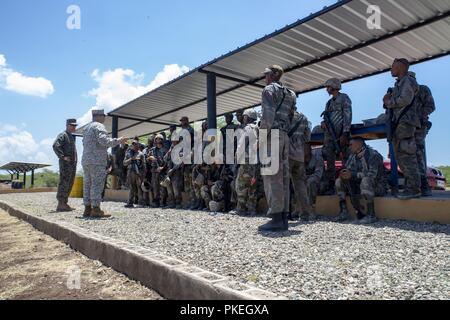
[
  {"left": 396, "top": 190, "right": 421, "bottom": 200},
  {"left": 189, "top": 199, "right": 199, "bottom": 210},
  {"left": 90, "top": 206, "right": 111, "bottom": 218},
  {"left": 124, "top": 202, "right": 134, "bottom": 208},
  {"left": 334, "top": 200, "right": 350, "bottom": 222},
  {"left": 258, "top": 213, "right": 288, "bottom": 232},
  {"left": 83, "top": 205, "right": 92, "bottom": 217},
  {"left": 358, "top": 202, "right": 377, "bottom": 224},
  {"left": 65, "top": 200, "right": 76, "bottom": 211},
  {"left": 56, "top": 200, "right": 72, "bottom": 212},
  {"left": 290, "top": 212, "right": 300, "bottom": 221},
  {"left": 197, "top": 200, "right": 205, "bottom": 211}
]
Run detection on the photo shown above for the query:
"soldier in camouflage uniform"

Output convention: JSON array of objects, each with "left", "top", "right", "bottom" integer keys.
[
  {"left": 304, "top": 145, "right": 324, "bottom": 214},
  {"left": 383, "top": 59, "right": 421, "bottom": 200},
  {"left": 82, "top": 109, "right": 127, "bottom": 218},
  {"left": 200, "top": 163, "right": 222, "bottom": 211},
  {"left": 231, "top": 109, "right": 260, "bottom": 216},
  {"left": 321, "top": 78, "right": 352, "bottom": 195},
  {"left": 53, "top": 119, "right": 78, "bottom": 212},
  {"left": 142, "top": 135, "right": 155, "bottom": 206},
  {"left": 258, "top": 65, "right": 296, "bottom": 232},
  {"left": 288, "top": 110, "right": 312, "bottom": 221},
  {"left": 409, "top": 72, "right": 436, "bottom": 197},
  {"left": 123, "top": 140, "right": 145, "bottom": 208},
  {"left": 191, "top": 163, "right": 209, "bottom": 210},
  {"left": 147, "top": 134, "right": 168, "bottom": 207},
  {"left": 335, "top": 137, "right": 387, "bottom": 224},
  {"left": 163, "top": 139, "right": 184, "bottom": 209}
]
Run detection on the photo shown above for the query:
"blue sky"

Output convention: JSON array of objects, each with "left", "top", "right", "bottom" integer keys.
[{"left": 0, "top": 0, "right": 449, "bottom": 170}]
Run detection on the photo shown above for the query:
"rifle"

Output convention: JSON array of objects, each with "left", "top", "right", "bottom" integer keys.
[
  {"left": 384, "top": 88, "right": 394, "bottom": 142},
  {"left": 321, "top": 108, "right": 342, "bottom": 156}
]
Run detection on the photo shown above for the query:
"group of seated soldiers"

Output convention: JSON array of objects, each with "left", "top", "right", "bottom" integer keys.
[{"left": 112, "top": 109, "right": 388, "bottom": 225}]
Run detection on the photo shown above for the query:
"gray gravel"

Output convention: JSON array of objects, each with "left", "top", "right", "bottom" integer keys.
[{"left": 1, "top": 192, "right": 449, "bottom": 300}]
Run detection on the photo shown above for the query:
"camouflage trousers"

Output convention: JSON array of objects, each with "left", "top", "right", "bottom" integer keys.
[
  {"left": 415, "top": 126, "right": 430, "bottom": 192},
  {"left": 183, "top": 165, "right": 196, "bottom": 201},
  {"left": 200, "top": 185, "right": 213, "bottom": 209},
  {"left": 235, "top": 165, "right": 258, "bottom": 212},
  {"left": 83, "top": 164, "right": 107, "bottom": 207},
  {"left": 151, "top": 172, "right": 167, "bottom": 203},
  {"left": 289, "top": 160, "right": 312, "bottom": 215},
  {"left": 127, "top": 171, "right": 143, "bottom": 205},
  {"left": 393, "top": 123, "right": 421, "bottom": 194},
  {"left": 262, "top": 131, "right": 290, "bottom": 215},
  {"left": 57, "top": 159, "right": 77, "bottom": 202},
  {"left": 209, "top": 182, "right": 225, "bottom": 211},
  {"left": 323, "top": 132, "right": 348, "bottom": 188},
  {"left": 336, "top": 176, "right": 386, "bottom": 206},
  {"left": 169, "top": 171, "right": 183, "bottom": 205},
  {"left": 306, "top": 175, "right": 321, "bottom": 210}
]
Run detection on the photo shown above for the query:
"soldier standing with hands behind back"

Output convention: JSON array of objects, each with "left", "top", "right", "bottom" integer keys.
[
  {"left": 82, "top": 109, "right": 128, "bottom": 218},
  {"left": 383, "top": 59, "right": 421, "bottom": 200},
  {"left": 258, "top": 65, "right": 296, "bottom": 232},
  {"left": 53, "top": 119, "right": 78, "bottom": 212}
]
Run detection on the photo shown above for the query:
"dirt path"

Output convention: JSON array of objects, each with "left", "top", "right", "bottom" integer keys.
[{"left": 0, "top": 209, "right": 163, "bottom": 300}]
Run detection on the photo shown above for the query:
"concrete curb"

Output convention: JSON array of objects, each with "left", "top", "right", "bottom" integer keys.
[{"left": 0, "top": 200, "right": 286, "bottom": 300}]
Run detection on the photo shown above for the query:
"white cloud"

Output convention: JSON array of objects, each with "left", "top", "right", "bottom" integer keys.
[
  {"left": 0, "top": 123, "right": 57, "bottom": 171},
  {"left": 78, "top": 64, "right": 190, "bottom": 126},
  {"left": 0, "top": 53, "right": 54, "bottom": 98}
]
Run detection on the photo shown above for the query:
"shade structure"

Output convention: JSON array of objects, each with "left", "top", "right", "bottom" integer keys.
[{"left": 93, "top": 0, "right": 450, "bottom": 138}]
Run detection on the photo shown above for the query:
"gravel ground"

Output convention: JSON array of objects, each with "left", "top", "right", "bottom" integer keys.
[{"left": 1, "top": 192, "right": 449, "bottom": 300}]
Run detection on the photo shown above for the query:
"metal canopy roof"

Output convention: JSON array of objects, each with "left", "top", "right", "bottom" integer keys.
[
  {"left": 104, "top": 0, "right": 450, "bottom": 138},
  {"left": 0, "top": 162, "right": 51, "bottom": 174}
]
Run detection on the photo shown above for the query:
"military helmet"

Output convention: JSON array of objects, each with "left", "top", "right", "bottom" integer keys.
[
  {"left": 160, "top": 176, "right": 171, "bottom": 188},
  {"left": 324, "top": 78, "right": 342, "bottom": 90},
  {"left": 155, "top": 134, "right": 164, "bottom": 141},
  {"left": 209, "top": 200, "right": 222, "bottom": 212},
  {"left": 243, "top": 109, "right": 257, "bottom": 121},
  {"left": 141, "top": 180, "right": 151, "bottom": 193}
]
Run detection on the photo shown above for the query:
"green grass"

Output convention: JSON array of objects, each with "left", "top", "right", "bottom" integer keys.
[
  {"left": 437, "top": 166, "right": 450, "bottom": 187},
  {"left": 0, "top": 169, "right": 59, "bottom": 188}
]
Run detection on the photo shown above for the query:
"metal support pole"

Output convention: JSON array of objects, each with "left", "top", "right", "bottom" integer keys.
[
  {"left": 207, "top": 72, "right": 217, "bottom": 130},
  {"left": 111, "top": 115, "right": 119, "bottom": 190},
  {"left": 23, "top": 172, "right": 27, "bottom": 189},
  {"left": 31, "top": 169, "right": 35, "bottom": 188},
  {"left": 389, "top": 142, "right": 399, "bottom": 196},
  {"left": 112, "top": 116, "right": 119, "bottom": 155}
]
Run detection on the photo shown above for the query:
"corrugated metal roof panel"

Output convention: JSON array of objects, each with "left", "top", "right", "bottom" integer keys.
[{"left": 101, "top": 0, "right": 450, "bottom": 138}]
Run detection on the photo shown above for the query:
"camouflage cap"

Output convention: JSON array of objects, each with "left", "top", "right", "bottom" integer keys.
[
  {"left": 243, "top": 109, "right": 257, "bottom": 121},
  {"left": 324, "top": 78, "right": 342, "bottom": 90},
  {"left": 66, "top": 119, "right": 78, "bottom": 126},
  {"left": 180, "top": 116, "right": 189, "bottom": 122},
  {"left": 92, "top": 109, "right": 105, "bottom": 116},
  {"left": 263, "top": 65, "right": 284, "bottom": 76},
  {"left": 155, "top": 134, "right": 164, "bottom": 141}
]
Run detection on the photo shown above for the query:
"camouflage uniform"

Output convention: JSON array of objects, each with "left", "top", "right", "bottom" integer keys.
[
  {"left": 192, "top": 164, "right": 209, "bottom": 208},
  {"left": 200, "top": 164, "right": 222, "bottom": 210},
  {"left": 385, "top": 73, "right": 421, "bottom": 195},
  {"left": 288, "top": 111, "right": 312, "bottom": 216},
  {"left": 53, "top": 130, "right": 77, "bottom": 203},
  {"left": 123, "top": 148, "right": 145, "bottom": 206},
  {"left": 413, "top": 82, "right": 435, "bottom": 194},
  {"left": 335, "top": 145, "right": 387, "bottom": 213},
  {"left": 149, "top": 145, "right": 168, "bottom": 206},
  {"left": 82, "top": 122, "right": 121, "bottom": 207},
  {"left": 305, "top": 149, "right": 324, "bottom": 211},
  {"left": 260, "top": 80, "right": 296, "bottom": 216},
  {"left": 164, "top": 146, "right": 184, "bottom": 208},
  {"left": 322, "top": 92, "right": 352, "bottom": 189},
  {"left": 235, "top": 119, "right": 259, "bottom": 213}
]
